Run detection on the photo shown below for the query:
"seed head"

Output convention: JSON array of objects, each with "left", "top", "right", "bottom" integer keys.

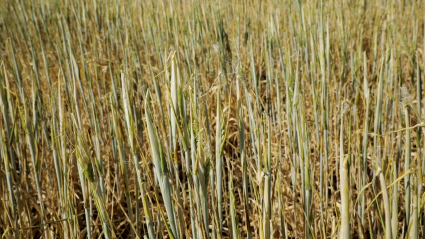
[
  {"left": 211, "top": 43, "right": 219, "bottom": 54},
  {"left": 400, "top": 86, "right": 413, "bottom": 106},
  {"left": 341, "top": 101, "right": 350, "bottom": 115}
]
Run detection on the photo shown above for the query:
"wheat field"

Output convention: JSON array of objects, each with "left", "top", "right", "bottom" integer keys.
[{"left": 1, "top": 0, "right": 425, "bottom": 238}]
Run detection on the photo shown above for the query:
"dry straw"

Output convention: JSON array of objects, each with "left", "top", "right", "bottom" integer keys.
[{"left": 0, "top": 0, "right": 424, "bottom": 238}]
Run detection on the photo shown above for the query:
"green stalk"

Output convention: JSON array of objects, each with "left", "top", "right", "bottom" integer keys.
[
  {"left": 72, "top": 75, "right": 92, "bottom": 239},
  {"left": 0, "top": 129, "right": 19, "bottom": 239},
  {"left": 361, "top": 52, "right": 370, "bottom": 224},
  {"left": 375, "top": 153, "right": 392, "bottom": 239},
  {"left": 145, "top": 91, "right": 179, "bottom": 239},
  {"left": 229, "top": 169, "right": 240, "bottom": 239},
  {"left": 121, "top": 72, "right": 142, "bottom": 239},
  {"left": 141, "top": 183, "right": 156, "bottom": 239},
  {"left": 237, "top": 77, "right": 251, "bottom": 239},
  {"left": 340, "top": 102, "right": 350, "bottom": 238},
  {"left": 72, "top": 118, "right": 114, "bottom": 238},
  {"left": 391, "top": 50, "right": 400, "bottom": 238},
  {"left": 110, "top": 97, "right": 138, "bottom": 239},
  {"left": 404, "top": 105, "right": 411, "bottom": 226},
  {"left": 215, "top": 82, "right": 223, "bottom": 237},
  {"left": 409, "top": 174, "right": 418, "bottom": 239}
]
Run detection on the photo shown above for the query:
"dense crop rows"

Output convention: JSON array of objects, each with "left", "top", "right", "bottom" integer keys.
[{"left": 0, "top": 0, "right": 425, "bottom": 238}]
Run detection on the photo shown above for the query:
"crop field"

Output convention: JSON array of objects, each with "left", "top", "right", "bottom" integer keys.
[{"left": 0, "top": 0, "right": 425, "bottom": 238}]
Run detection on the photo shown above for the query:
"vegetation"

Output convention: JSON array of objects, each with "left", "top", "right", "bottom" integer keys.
[{"left": 0, "top": 0, "right": 424, "bottom": 238}]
